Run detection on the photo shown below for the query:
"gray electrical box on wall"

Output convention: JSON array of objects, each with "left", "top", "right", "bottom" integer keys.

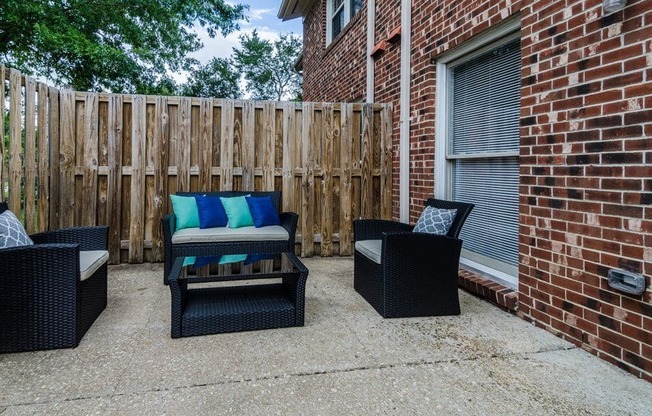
[{"left": 608, "top": 269, "right": 647, "bottom": 296}]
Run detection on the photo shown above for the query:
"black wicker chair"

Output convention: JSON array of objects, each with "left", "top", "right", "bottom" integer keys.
[
  {"left": 353, "top": 198, "right": 474, "bottom": 318},
  {"left": 0, "top": 203, "right": 109, "bottom": 353}
]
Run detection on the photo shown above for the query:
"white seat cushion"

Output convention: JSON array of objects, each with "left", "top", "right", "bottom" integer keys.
[
  {"left": 355, "top": 240, "right": 382, "bottom": 264},
  {"left": 79, "top": 250, "right": 109, "bottom": 281},
  {"left": 171, "top": 225, "right": 289, "bottom": 244}
]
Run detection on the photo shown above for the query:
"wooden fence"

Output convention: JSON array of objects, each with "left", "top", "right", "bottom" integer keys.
[{"left": 1, "top": 67, "right": 393, "bottom": 263}]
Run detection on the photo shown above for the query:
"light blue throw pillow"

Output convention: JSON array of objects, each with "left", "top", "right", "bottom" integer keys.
[
  {"left": 413, "top": 207, "right": 457, "bottom": 235},
  {"left": 220, "top": 196, "right": 254, "bottom": 228},
  {"left": 170, "top": 195, "right": 200, "bottom": 230}
]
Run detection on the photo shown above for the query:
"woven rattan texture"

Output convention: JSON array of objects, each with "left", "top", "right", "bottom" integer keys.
[
  {"left": 353, "top": 199, "right": 473, "bottom": 318},
  {"left": 0, "top": 227, "right": 108, "bottom": 353}
]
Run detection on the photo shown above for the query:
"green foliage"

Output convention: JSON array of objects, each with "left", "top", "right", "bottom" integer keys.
[
  {"left": 0, "top": 0, "right": 246, "bottom": 93},
  {"left": 182, "top": 57, "right": 240, "bottom": 98},
  {"left": 233, "top": 30, "right": 302, "bottom": 101}
]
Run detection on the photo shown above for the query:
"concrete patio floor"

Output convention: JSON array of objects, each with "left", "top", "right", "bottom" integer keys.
[{"left": 0, "top": 257, "right": 650, "bottom": 415}]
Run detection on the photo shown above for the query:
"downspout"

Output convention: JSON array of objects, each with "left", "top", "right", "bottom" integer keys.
[
  {"left": 366, "top": 0, "right": 375, "bottom": 102},
  {"left": 399, "top": 0, "right": 411, "bottom": 222}
]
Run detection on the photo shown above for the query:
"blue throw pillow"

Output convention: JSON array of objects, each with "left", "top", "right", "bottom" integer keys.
[
  {"left": 244, "top": 253, "right": 276, "bottom": 265},
  {"left": 246, "top": 196, "right": 281, "bottom": 228},
  {"left": 193, "top": 256, "right": 221, "bottom": 268},
  {"left": 220, "top": 196, "right": 254, "bottom": 228},
  {"left": 194, "top": 195, "right": 228, "bottom": 228}
]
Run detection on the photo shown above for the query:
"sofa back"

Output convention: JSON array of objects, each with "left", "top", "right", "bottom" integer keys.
[{"left": 175, "top": 191, "right": 282, "bottom": 213}]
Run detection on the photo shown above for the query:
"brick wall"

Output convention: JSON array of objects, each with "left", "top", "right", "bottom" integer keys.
[
  {"left": 519, "top": 0, "right": 651, "bottom": 381},
  {"left": 299, "top": 0, "right": 652, "bottom": 380}
]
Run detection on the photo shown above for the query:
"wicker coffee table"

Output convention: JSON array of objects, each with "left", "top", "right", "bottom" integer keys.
[{"left": 167, "top": 252, "right": 308, "bottom": 338}]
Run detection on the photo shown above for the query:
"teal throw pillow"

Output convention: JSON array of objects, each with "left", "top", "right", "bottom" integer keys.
[
  {"left": 170, "top": 195, "right": 200, "bottom": 230},
  {"left": 220, "top": 196, "right": 254, "bottom": 228}
]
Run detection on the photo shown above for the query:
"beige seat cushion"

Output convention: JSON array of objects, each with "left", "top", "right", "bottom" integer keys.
[
  {"left": 171, "top": 225, "right": 289, "bottom": 244},
  {"left": 79, "top": 250, "right": 109, "bottom": 281},
  {"left": 355, "top": 240, "right": 382, "bottom": 264}
]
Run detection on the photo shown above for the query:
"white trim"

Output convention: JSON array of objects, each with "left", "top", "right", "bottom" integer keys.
[
  {"left": 366, "top": 0, "right": 375, "bottom": 102},
  {"left": 399, "top": 0, "right": 411, "bottom": 222},
  {"left": 460, "top": 257, "right": 518, "bottom": 289},
  {"left": 436, "top": 18, "right": 521, "bottom": 65},
  {"left": 434, "top": 16, "right": 521, "bottom": 284},
  {"left": 447, "top": 151, "right": 520, "bottom": 160}
]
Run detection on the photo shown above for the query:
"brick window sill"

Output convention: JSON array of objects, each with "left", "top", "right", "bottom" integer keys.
[{"left": 458, "top": 268, "right": 518, "bottom": 312}]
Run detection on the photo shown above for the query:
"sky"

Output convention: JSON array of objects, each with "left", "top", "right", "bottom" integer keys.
[{"left": 189, "top": 0, "right": 303, "bottom": 66}]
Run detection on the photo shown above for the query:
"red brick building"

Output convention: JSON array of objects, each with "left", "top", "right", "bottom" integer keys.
[{"left": 278, "top": 0, "right": 652, "bottom": 380}]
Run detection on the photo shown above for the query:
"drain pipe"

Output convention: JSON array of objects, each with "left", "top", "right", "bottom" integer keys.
[
  {"left": 399, "top": 0, "right": 411, "bottom": 222},
  {"left": 366, "top": 0, "right": 375, "bottom": 102}
]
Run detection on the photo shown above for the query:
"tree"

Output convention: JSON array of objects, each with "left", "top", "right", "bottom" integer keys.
[
  {"left": 233, "top": 30, "right": 302, "bottom": 101},
  {"left": 0, "top": 0, "right": 246, "bottom": 93},
  {"left": 181, "top": 57, "right": 240, "bottom": 98}
]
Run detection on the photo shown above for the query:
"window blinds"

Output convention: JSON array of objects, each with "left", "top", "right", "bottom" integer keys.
[{"left": 449, "top": 39, "right": 521, "bottom": 271}]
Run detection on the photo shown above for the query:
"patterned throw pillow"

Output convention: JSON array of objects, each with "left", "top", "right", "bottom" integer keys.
[
  {"left": 413, "top": 206, "right": 457, "bottom": 235},
  {"left": 0, "top": 210, "right": 34, "bottom": 249}
]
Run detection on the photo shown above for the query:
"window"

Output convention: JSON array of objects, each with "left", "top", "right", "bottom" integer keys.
[
  {"left": 435, "top": 26, "right": 521, "bottom": 288},
  {"left": 327, "top": 0, "right": 362, "bottom": 43}
]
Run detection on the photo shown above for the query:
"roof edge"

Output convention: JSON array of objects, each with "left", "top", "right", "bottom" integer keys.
[{"left": 277, "top": 0, "right": 317, "bottom": 21}]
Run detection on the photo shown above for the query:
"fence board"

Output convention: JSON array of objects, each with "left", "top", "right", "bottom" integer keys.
[
  {"left": 321, "top": 104, "right": 334, "bottom": 256},
  {"left": 24, "top": 77, "right": 37, "bottom": 233},
  {"left": 37, "top": 83, "right": 49, "bottom": 231},
  {"left": 2, "top": 68, "right": 392, "bottom": 262},
  {"left": 8, "top": 69, "right": 22, "bottom": 214},
  {"left": 199, "top": 98, "right": 213, "bottom": 191},
  {"left": 241, "top": 101, "right": 255, "bottom": 191},
  {"left": 129, "top": 95, "right": 146, "bottom": 263},
  {"left": 360, "top": 104, "right": 374, "bottom": 220},
  {"left": 107, "top": 94, "right": 123, "bottom": 263},
  {"left": 221, "top": 101, "right": 234, "bottom": 191},
  {"left": 151, "top": 96, "right": 169, "bottom": 261},
  {"left": 82, "top": 93, "right": 99, "bottom": 226},
  {"left": 59, "top": 90, "right": 76, "bottom": 228},
  {"left": 381, "top": 105, "right": 393, "bottom": 220},
  {"left": 263, "top": 102, "right": 275, "bottom": 191},
  {"left": 282, "top": 102, "right": 295, "bottom": 215},
  {"left": 48, "top": 87, "right": 60, "bottom": 230},
  {"left": 301, "top": 102, "right": 315, "bottom": 257},
  {"left": 177, "top": 98, "right": 191, "bottom": 191},
  {"left": 339, "top": 104, "right": 353, "bottom": 255}
]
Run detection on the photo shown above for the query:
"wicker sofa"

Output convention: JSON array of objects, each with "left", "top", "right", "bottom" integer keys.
[
  {"left": 162, "top": 191, "right": 298, "bottom": 284},
  {"left": 0, "top": 202, "right": 109, "bottom": 353},
  {"left": 353, "top": 198, "right": 474, "bottom": 318}
]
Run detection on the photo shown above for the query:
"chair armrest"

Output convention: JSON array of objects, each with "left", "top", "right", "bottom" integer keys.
[
  {"left": 30, "top": 227, "right": 108, "bottom": 251},
  {"left": 354, "top": 219, "right": 412, "bottom": 241},
  {"left": 280, "top": 212, "right": 298, "bottom": 245},
  {"left": 0, "top": 244, "right": 81, "bottom": 281},
  {"left": 162, "top": 214, "right": 176, "bottom": 243},
  {"left": 382, "top": 232, "right": 463, "bottom": 271}
]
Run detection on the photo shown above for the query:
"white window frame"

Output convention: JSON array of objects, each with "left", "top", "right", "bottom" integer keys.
[
  {"left": 326, "top": 0, "right": 360, "bottom": 44},
  {"left": 435, "top": 18, "right": 521, "bottom": 289}
]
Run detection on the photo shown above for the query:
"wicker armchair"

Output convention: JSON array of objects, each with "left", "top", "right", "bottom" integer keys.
[
  {"left": 353, "top": 198, "right": 474, "bottom": 318},
  {"left": 0, "top": 203, "right": 109, "bottom": 353}
]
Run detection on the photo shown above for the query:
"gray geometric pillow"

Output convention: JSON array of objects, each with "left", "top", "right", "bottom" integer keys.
[
  {"left": 413, "top": 207, "right": 457, "bottom": 235},
  {"left": 0, "top": 210, "right": 34, "bottom": 249}
]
